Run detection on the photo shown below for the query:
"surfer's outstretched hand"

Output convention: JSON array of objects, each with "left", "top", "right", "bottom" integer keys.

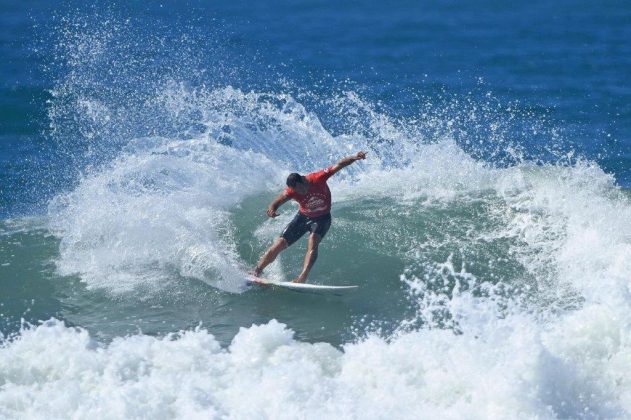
[{"left": 354, "top": 151, "right": 367, "bottom": 160}]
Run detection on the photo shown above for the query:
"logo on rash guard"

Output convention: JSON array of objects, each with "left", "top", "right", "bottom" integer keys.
[{"left": 305, "top": 194, "right": 327, "bottom": 213}]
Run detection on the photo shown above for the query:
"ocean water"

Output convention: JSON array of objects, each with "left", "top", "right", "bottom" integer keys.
[{"left": 2, "top": 0, "right": 631, "bottom": 418}]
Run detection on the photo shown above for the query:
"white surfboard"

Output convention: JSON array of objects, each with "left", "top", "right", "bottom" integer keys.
[{"left": 247, "top": 275, "right": 358, "bottom": 294}]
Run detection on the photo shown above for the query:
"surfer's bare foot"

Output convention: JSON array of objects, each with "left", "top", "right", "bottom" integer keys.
[{"left": 292, "top": 276, "right": 307, "bottom": 283}]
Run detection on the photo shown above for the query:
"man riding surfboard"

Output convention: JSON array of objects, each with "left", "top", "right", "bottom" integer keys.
[{"left": 254, "top": 151, "right": 367, "bottom": 283}]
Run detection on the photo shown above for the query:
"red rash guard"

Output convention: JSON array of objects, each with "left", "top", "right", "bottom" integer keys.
[{"left": 284, "top": 166, "right": 335, "bottom": 218}]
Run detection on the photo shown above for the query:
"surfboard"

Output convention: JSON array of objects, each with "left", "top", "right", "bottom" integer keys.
[{"left": 247, "top": 275, "right": 358, "bottom": 294}]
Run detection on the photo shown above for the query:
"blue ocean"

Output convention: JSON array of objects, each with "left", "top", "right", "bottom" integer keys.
[{"left": 2, "top": 0, "right": 631, "bottom": 417}]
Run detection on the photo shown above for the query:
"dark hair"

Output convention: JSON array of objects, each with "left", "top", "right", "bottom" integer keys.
[{"left": 286, "top": 173, "right": 303, "bottom": 188}]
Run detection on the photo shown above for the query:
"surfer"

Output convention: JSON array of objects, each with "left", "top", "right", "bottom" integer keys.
[{"left": 254, "top": 151, "right": 367, "bottom": 283}]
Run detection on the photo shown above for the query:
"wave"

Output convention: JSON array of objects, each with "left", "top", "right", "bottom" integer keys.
[{"left": 34, "top": 85, "right": 631, "bottom": 417}]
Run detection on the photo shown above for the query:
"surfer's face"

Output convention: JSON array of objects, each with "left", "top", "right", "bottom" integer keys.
[{"left": 295, "top": 178, "right": 309, "bottom": 194}]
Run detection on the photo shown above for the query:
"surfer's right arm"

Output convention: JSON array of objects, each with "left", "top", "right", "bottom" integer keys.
[
  {"left": 267, "top": 191, "right": 291, "bottom": 218},
  {"left": 328, "top": 151, "right": 367, "bottom": 176}
]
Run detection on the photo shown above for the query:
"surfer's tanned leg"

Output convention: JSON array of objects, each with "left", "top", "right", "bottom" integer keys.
[
  {"left": 293, "top": 233, "right": 321, "bottom": 283},
  {"left": 254, "top": 237, "right": 288, "bottom": 276}
]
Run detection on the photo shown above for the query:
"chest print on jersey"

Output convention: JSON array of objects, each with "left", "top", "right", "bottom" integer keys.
[{"left": 305, "top": 193, "right": 327, "bottom": 211}]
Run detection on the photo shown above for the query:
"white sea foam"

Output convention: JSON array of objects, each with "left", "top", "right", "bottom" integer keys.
[
  {"left": 47, "top": 139, "right": 280, "bottom": 293},
  {"left": 1, "top": 305, "right": 630, "bottom": 420}
]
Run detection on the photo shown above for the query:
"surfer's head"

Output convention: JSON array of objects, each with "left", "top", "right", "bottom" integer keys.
[{"left": 287, "top": 173, "right": 308, "bottom": 194}]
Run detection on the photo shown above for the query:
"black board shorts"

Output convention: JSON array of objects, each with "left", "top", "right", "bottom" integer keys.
[{"left": 281, "top": 212, "right": 332, "bottom": 246}]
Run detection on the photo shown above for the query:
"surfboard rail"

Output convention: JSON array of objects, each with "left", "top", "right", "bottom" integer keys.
[{"left": 247, "top": 275, "right": 358, "bottom": 292}]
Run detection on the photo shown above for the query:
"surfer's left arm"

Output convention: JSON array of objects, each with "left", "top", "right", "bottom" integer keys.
[{"left": 329, "top": 151, "right": 367, "bottom": 175}]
